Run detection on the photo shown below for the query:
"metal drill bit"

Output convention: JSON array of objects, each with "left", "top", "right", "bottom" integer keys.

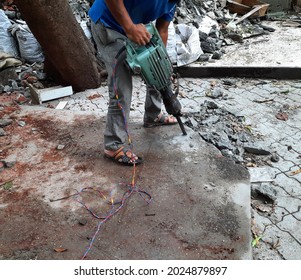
[{"left": 175, "top": 115, "right": 187, "bottom": 136}]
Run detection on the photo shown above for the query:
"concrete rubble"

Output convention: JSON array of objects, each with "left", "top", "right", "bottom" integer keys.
[{"left": 1, "top": 0, "right": 301, "bottom": 260}]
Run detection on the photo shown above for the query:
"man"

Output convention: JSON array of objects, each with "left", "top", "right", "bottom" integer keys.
[{"left": 89, "top": 0, "right": 180, "bottom": 166}]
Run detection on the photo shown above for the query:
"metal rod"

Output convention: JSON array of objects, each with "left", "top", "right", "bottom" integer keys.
[{"left": 175, "top": 115, "right": 187, "bottom": 136}]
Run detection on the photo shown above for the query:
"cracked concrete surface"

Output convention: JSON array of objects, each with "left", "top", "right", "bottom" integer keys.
[
  {"left": 180, "top": 78, "right": 301, "bottom": 260},
  {"left": 46, "top": 76, "right": 301, "bottom": 260}
]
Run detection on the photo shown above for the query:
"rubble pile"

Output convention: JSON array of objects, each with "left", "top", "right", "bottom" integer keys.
[
  {"left": 0, "top": 1, "right": 281, "bottom": 69},
  {"left": 173, "top": 0, "right": 287, "bottom": 64},
  {"left": 174, "top": 0, "right": 226, "bottom": 62},
  {"left": 0, "top": 0, "right": 93, "bottom": 105},
  {"left": 69, "top": 0, "right": 93, "bottom": 40},
  {"left": 0, "top": 0, "right": 45, "bottom": 104},
  {"left": 185, "top": 98, "right": 273, "bottom": 166},
  {"left": 0, "top": 0, "right": 300, "bottom": 99}
]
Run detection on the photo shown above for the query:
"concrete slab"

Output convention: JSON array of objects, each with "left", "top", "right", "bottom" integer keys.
[{"left": 0, "top": 106, "right": 251, "bottom": 260}]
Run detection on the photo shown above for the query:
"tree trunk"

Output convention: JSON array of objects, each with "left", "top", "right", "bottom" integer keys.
[{"left": 14, "top": 0, "right": 102, "bottom": 92}]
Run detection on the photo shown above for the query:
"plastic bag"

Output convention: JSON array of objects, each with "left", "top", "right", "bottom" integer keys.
[
  {"left": 0, "top": 9, "right": 19, "bottom": 57},
  {"left": 175, "top": 24, "right": 203, "bottom": 67},
  {"left": 11, "top": 22, "right": 45, "bottom": 64},
  {"left": 166, "top": 21, "right": 177, "bottom": 64}
]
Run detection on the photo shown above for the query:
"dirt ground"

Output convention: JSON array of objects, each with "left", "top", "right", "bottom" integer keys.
[
  {"left": 0, "top": 103, "right": 105, "bottom": 259},
  {"left": 0, "top": 98, "right": 251, "bottom": 260}
]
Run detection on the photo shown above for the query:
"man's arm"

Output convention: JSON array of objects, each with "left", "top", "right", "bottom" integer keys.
[
  {"left": 105, "top": 0, "right": 151, "bottom": 45},
  {"left": 155, "top": 18, "right": 171, "bottom": 47}
]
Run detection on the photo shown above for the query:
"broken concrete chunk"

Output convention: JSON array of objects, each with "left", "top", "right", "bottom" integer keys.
[
  {"left": 18, "top": 121, "right": 26, "bottom": 127},
  {"left": 206, "top": 87, "right": 224, "bottom": 99},
  {"left": 201, "top": 37, "right": 219, "bottom": 53},
  {"left": 57, "top": 144, "right": 65, "bottom": 150},
  {"left": 244, "top": 145, "right": 271, "bottom": 155},
  {"left": 3, "top": 154, "right": 17, "bottom": 168},
  {"left": 3, "top": 159, "right": 16, "bottom": 168},
  {"left": 78, "top": 218, "right": 87, "bottom": 226},
  {"left": 198, "top": 53, "right": 210, "bottom": 62},
  {"left": 201, "top": 115, "right": 220, "bottom": 126},
  {"left": 251, "top": 182, "right": 277, "bottom": 213},
  {"left": 0, "top": 128, "right": 7, "bottom": 136},
  {"left": 222, "top": 79, "right": 236, "bottom": 86},
  {"left": 0, "top": 157, "right": 16, "bottom": 169},
  {"left": 248, "top": 167, "right": 275, "bottom": 183},
  {"left": 198, "top": 15, "right": 220, "bottom": 35},
  {"left": 270, "top": 152, "right": 280, "bottom": 162},
  {"left": 212, "top": 50, "right": 223, "bottom": 60},
  {"left": 29, "top": 84, "right": 73, "bottom": 104},
  {"left": 0, "top": 118, "right": 13, "bottom": 128},
  {"left": 216, "top": 132, "right": 235, "bottom": 150},
  {"left": 55, "top": 101, "right": 68, "bottom": 110},
  {"left": 204, "top": 100, "right": 219, "bottom": 109},
  {"left": 251, "top": 182, "right": 277, "bottom": 203}
]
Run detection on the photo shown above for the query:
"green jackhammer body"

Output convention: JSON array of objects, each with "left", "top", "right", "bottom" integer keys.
[{"left": 125, "top": 22, "right": 187, "bottom": 135}]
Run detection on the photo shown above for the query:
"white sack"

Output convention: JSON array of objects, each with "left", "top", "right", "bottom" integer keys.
[
  {"left": 175, "top": 24, "right": 203, "bottom": 67},
  {"left": 166, "top": 21, "right": 177, "bottom": 64},
  {"left": 0, "top": 10, "right": 19, "bottom": 57},
  {"left": 11, "top": 22, "right": 44, "bottom": 64}
]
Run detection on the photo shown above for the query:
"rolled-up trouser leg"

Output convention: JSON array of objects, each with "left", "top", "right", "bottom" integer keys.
[{"left": 91, "top": 21, "right": 132, "bottom": 151}]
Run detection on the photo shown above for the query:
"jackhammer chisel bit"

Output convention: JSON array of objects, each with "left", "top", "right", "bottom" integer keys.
[{"left": 160, "top": 86, "right": 187, "bottom": 136}]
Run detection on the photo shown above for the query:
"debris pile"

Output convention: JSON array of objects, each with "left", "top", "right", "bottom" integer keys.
[
  {"left": 184, "top": 90, "right": 274, "bottom": 167},
  {"left": 0, "top": 3, "right": 44, "bottom": 63},
  {"left": 0, "top": 0, "right": 93, "bottom": 105},
  {"left": 186, "top": 100, "right": 248, "bottom": 164},
  {"left": 170, "top": 0, "right": 282, "bottom": 65},
  {"left": 69, "top": 0, "right": 93, "bottom": 40},
  {"left": 187, "top": 104, "right": 276, "bottom": 167},
  {"left": 0, "top": 1, "right": 46, "bottom": 105},
  {"left": 173, "top": 0, "right": 226, "bottom": 63},
  {"left": 0, "top": 1, "right": 279, "bottom": 68},
  {"left": 0, "top": 0, "right": 300, "bottom": 99}
]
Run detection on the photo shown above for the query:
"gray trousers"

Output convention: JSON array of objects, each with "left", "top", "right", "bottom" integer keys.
[{"left": 91, "top": 21, "right": 163, "bottom": 151}]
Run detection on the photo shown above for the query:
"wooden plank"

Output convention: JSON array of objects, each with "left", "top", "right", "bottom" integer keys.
[
  {"left": 227, "top": 0, "right": 250, "bottom": 9},
  {"left": 233, "top": 5, "right": 265, "bottom": 24}
]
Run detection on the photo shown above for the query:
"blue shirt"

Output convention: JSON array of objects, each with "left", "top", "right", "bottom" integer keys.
[{"left": 89, "top": 0, "right": 177, "bottom": 34}]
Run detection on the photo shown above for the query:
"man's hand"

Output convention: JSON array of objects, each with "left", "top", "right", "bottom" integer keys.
[
  {"left": 105, "top": 0, "right": 151, "bottom": 45},
  {"left": 125, "top": 23, "right": 151, "bottom": 46}
]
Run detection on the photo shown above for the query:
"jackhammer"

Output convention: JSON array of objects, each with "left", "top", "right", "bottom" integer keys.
[{"left": 125, "top": 23, "right": 187, "bottom": 135}]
